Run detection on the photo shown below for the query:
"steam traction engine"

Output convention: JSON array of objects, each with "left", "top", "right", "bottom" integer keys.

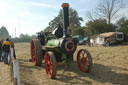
[{"left": 30, "top": 3, "right": 92, "bottom": 79}]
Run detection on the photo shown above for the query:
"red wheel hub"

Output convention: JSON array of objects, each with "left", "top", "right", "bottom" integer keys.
[{"left": 77, "top": 50, "right": 89, "bottom": 72}]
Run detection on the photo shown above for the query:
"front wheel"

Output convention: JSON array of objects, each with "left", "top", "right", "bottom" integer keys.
[
  {"left": 45, "top": 52, "right": 57, "bottom": 79},
  {"left": 77, "top": 49, "right": 92, "bottom": 72}
]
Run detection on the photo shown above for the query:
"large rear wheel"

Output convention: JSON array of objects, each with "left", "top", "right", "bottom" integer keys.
[
  {"left": 45, "top": 52, "right": 57, "bottom": 79},
  {"left": 77, "top": 49, "right": 92, "bottom": 72},
  {"left": 31, "top": 39, "right": 43, "bottom": 66}
]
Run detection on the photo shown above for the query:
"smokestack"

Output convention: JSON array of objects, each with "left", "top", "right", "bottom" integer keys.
[{"left": 62, "top": 3, "right": 69, "bottom": 36}]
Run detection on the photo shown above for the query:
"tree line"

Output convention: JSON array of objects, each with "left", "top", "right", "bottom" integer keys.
[
  {"left": 0, "top": 26, "right": 10, "bottom": 39},
  {"left": 44, "top": 0, "right": 128, "bottom": 41},
  {"left": 0, "top": 0, "right": 128, "bottom": 42},
  {"left": 0, "top": 26, "right": 37, "bottom": 43},
  {"left": 11, "top": 34, "right": 37, "bottom": 43}
]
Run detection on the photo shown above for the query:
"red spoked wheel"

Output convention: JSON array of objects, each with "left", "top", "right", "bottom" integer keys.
[
  {"left": 31, "top": 39, "right": 43, "bottom": 66},
  {"left": 45, "top": 52, "right": 57, "bottom": 79},
  {"left": 77, "top": 49, "right": 92, "bottom": 72}
]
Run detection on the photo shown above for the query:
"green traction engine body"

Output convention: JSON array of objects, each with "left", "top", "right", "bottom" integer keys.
[{"left": 30, "top": 3, "right": 92, "bottom": 79}]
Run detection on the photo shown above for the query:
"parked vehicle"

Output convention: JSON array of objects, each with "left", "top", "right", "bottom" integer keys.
[
  {"left": 90, "top": 32, "right": 124, "bottom": 46},
  {"left": 73, "top": 35, "right": 89, "bottom": 45}
]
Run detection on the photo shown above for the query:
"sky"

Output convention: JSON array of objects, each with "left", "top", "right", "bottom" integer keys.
[{"left": 0, "top": 0, "right": 128, "bottom": 37}]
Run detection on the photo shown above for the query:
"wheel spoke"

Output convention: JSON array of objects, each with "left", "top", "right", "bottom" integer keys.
[
  {"left": 82, "top": 57, "right": 87, "bottom": 63},
  {"left": 49, "top": 63, "right": 52, "bottom": 69},
  {"left": 81, "top": 52, "right": 85, "bottom": 57},
  {"left": 48, "top": 70, "right": 52, "bottom": 77},
  {"left": 82, "top": 63, "right": 87, "bottom": 72},
  {"left": 32, "top": 48, "right": 36, "bottom": 62}
]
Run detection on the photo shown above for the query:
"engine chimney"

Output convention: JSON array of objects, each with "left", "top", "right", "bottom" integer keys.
[{"left": 62, "top": 3, "right": 69, "bottom": 37}]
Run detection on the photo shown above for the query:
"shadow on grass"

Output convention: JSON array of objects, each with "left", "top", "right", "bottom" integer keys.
[
  {"left": 56, "top": 63, "right": 128, "bottom": 85},
  {"left": 18, "top": 58, "right": 45, "bottom": 69},
  {"left": 18, "top": 58, "right": 128, "bottom": 85},
  {"left": 55, "top": 62, "right": 92, "bottom": 85},
  {"left": 18, "top": 58, "right": 44, "bottom": 85},
  {"left": 90, "top": 64, "right": 128, "bottom": 85}
]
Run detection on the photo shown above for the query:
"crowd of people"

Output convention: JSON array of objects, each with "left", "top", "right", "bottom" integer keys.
[{"left": 0, "top": 38, "right": 16, "bottom": 64}]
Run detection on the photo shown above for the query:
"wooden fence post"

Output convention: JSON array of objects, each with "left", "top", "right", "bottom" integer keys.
[{"left": 10, "top": 47, "right": 20, "bottom": 85}]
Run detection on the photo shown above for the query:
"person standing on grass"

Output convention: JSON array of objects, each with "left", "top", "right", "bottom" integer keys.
[
  {"left": 0, "top": 40, "right": 2, "bottom": 62},
  {"left": 2, "top": 38, "right": 12, "bottom": 64}
]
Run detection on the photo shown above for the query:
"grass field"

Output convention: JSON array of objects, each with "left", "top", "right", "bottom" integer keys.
[
  {"left": 15, "top": 43, "right": 128, "bottom": 85},
  {"left": 1, "top": 43, "right": 128, "bottom": 85}
]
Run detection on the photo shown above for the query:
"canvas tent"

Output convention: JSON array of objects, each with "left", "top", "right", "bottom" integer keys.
[{"left": 90, "top": 32, "right": 124, "bottom": 45}]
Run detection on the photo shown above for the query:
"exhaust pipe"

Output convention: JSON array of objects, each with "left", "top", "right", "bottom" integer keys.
[{"left": 62, "top": 3, "right": 69, "bottom": 37}]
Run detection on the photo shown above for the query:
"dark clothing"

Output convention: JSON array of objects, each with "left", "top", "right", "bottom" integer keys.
[
  {"left": 2, "top": 41, "right": 12, "bottom": 63},
  {"left": 55, "top": 24, "right": 63, "bottom": 38},
  {"left": 0, "top": 42, "right": 2, "bottom": 61},
  {"left": 2, "top": 52, "right": 8, "bottom": 64},
  {"left": 11, "top": 42, "right": 16, "bottom": 59},
  {"left": 2, "top": 45, "right": 10, "bottom": 53},
  {"left": 13, "top": 48, "right": 16, "bottom": 59},
  {"left": 0, "top": 51, "right": 2, "bottom": 61},
  {"left": 2, "top": 41, "right": 12, "bottom": 53},
  {"left": 0, "top": 42, "right": 2, "bottom": 51}
]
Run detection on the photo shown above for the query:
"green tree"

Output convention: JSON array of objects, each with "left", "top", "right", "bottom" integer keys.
[
  {"left": 18, "top": 34, "right": 31, "bottom": 42},
  {"left": 0, "top": 26, "right": 10, "bottom": 39},
  {"left": 20, "top": 34, "right": 31, "bottom": 39},
  {"left": 86, "top": 0, "right": 124, "bottom": 24},
  {"left": 85, "top": 19, "right": 116, "bottom": 36},
  {"left": 31, "top": 35, "right": 37, "bottom": 39},
  {"left": 44, "top": 8, "right": 83, "bottom": 32},
  {"left": 72, "top": 26, "right": 85, "bottom": 36},
  {"left": 117, "top": 17, "right": 128, "bottom": 41},
  {"left": 68, "top": 24, "right": 85, "bottom": 36},
  {"left": 11, "top": 34, "right": 37, "bottom": 43}
]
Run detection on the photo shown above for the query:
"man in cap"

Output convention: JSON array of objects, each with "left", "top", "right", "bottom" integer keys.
[{"left": 2, "top": 38, "right": 12, "bottom": 64}]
